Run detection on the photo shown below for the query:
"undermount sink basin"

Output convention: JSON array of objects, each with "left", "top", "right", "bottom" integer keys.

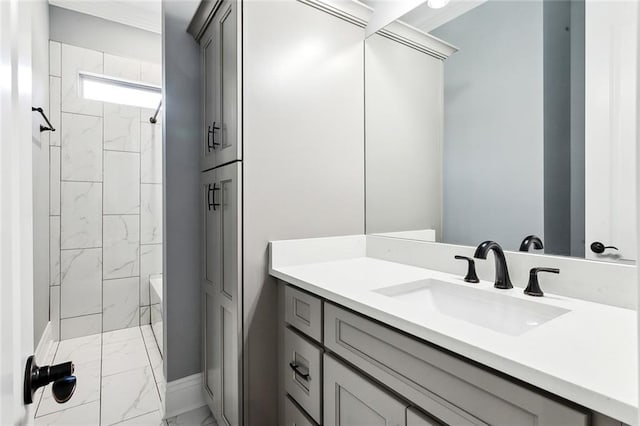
[{"left": 374, "top": 279, "right": 570, "bottom": 336}]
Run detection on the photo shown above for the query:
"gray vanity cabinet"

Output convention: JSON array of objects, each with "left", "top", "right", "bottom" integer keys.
[
  {"left": 323, "top": 303, "right": 589, "bottom": 426},
  {"left": 200, "top": 0, "right": 239, "bottom": 171},
  {"left": 279, "top": 282, "right": 595, "bottom": 426},
  {"left": 201, "top": 162, "right": 242, "bottom": 425},
  {"left": 324, "top": 354, "right": 408, "bottom": 426}
]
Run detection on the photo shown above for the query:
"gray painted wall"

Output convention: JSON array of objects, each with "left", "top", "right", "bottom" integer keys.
[
  {"left": 569, "top": 0, "right": 585, "bottom": 258},
  {"left": 162, "top": 0, "right": 201, "bottom": 382},
  {"left": 32, "top": 0, "right": 50, "bottom": 344},
  {"left": 50, "top": 5, "right": 161, "bottom": 63},
  {"left": 543, "top": 0, "right": 571, "bottom": 256},
  {"left": 433, "top": 1, "right": 544, "bottom": 252}
]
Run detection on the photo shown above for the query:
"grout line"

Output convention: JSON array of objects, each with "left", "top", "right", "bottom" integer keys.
[
  {"left": 33, "top": 341, "right": 61, "bottom": 417},
  {"left": 139, "top": 326, "right": 163, "bottom": 405},
  {"left": 60, "top": 312, "right": 102, "bottom": 321}
]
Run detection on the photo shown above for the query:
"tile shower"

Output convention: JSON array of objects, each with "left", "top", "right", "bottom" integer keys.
[{"left": 48, "top": 41, "right": 163, "bottom": 345}]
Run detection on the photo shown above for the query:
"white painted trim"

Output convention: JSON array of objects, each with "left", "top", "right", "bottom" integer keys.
[
  {"left": 163, "top": 373, "right": 206, "bottom": 419},
  {"left": 35, "top": 322, "right": 54, "bottom": 364}
]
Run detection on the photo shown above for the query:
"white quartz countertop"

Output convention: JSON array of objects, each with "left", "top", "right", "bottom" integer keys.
[{"left": 270, "top": 253, "right": 637, "bottom": 424}]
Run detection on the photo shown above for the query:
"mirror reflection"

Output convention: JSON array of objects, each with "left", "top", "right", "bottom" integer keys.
[{"left": 365, "top": 0, "right": 637, "bottom": 264}]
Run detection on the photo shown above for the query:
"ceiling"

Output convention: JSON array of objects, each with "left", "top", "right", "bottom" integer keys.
[
  {"left": 49, "top": 0, "right": 162, "bottom": 34},
  {"left": 398, "top": 0, "right": 487, "bottom": 33}
]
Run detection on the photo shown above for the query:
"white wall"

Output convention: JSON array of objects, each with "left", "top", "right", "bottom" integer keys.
[
  {"left": 432, "top": 1, "right": 545, "bottom": 251},
  {"left": 365, "top": 33, "right": 444, "bottom": 237},
  {"left": 49, "top": 5, "right": 161, "bottom": 64},
  {"left": 32, "top": 0, "right": 51, "bottom": 345},
  {"left": 243, "top": 1, "right": 365, "bottom": 423}
]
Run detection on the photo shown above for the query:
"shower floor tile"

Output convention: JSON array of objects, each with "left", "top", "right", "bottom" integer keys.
[{"left": 34, "top": 326, "right": 166, "bottom": 425}]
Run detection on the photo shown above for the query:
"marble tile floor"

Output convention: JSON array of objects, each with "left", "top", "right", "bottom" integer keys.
[{"left": 32, "top": 326, "right": 213, "bottom": 425}]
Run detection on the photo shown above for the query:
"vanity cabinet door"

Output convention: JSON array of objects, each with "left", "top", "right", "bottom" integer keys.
[
  {"left": 407, "top": 407, "right": 442, "bottom": 426},
  {"left": 201, "top": 162, "right": 242, "bottom": 425},
  {"left": 200, "top": 0, "right": 240, "bottom": 171},
  {"left": 324, "top": 354, "right": 407, "bottom": 426},
  {"left": 324, "top": 303, "right": 589, "bottom": 426}
]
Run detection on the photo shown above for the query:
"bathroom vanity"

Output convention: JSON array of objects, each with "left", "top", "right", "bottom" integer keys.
[{"left": 271, "top": 235, "right": 636, "bottom": 426}]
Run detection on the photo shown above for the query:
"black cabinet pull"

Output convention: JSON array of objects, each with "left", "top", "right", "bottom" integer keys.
[
  {"left": 207, "top": 183, "right": 220, "bottom": 211},
  {"left": 207, "top": 122, "right": 220, "bottom": 152},
  {"left": 289, "top": 362, "right": 310, "bottom": 380}
]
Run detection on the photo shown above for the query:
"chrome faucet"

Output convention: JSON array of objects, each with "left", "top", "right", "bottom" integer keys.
[{"left": 474, "top": 241, "right": 513, "bottom": 289}]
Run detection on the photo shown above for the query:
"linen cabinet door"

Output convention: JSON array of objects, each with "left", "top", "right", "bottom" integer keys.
[
  {"left": 201, "top": 22, "right": 219, "bottom": 171},
  {"left": 212, "top": 161, "right": 242, "bottom": 426},
  {"left": 324, "top": 354, "right": 407, "bottom": 426},
  {"left": 201, "top": 168, "right": 221, "bottom": 414},
  {"left": 211, "top": 0, "right": 239, "bottom": 167}
]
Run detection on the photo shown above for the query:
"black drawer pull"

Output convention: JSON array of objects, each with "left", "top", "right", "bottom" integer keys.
[
  {"left": 207, "top": 122, "right": 220, "bottom": 152},
  {"left": 289, "top": 362, "right": 310, "bottom": 380},
  {"left": 207, "top": 183, "right": 220, "bottom": 211}
]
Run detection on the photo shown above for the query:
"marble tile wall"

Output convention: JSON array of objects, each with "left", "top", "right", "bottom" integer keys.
[{"left": 49, "top": 41, "right": 162, "bottom": 340}]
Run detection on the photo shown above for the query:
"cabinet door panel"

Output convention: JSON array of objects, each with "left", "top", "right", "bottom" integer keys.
[
  {"left": 284, "top": 395, "right": 317, "bottom": 426},
  {"left": 407, "top": 407, "right": 442, "bottom": 426},
  {"left": 201, "top": 23, "right": 219, "bottom": 171},
  {"left": 324, "top": 354, "right": 407, "bottom": 426},
  {"left": 324, "top": 303, "right": 588, "bottom": 426},
  {"left": 202, "top": 169, "right": 218, "bottom": 286},
  {"left": 201, "top": 162, "right": 242, "bottom": 425},
  {"left": 218, "top": 1, "right": 238, "bottom": 163},
  {"left": 203, "top": 286, "right": 220, "bottom": 409}
]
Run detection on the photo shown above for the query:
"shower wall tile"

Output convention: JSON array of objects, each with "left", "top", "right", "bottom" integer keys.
[
  {"left": 140, "top": 306, "right": 151, "bottom": 325},
  {"left": 61, "top": 313, "right": 102, "bottom": 340},
  {"left": 141, "top": 184, "right": 162, "bottom": 244},
  {"left": 61, "top": 182, "right": 102, "bottom": 249},
  {"left": 61, "top": 44, "right": 103, "bottom": 116},
  {"left": 49, "top": 146, "right": 60, "bottom": 215},
  {"left": 103, "top": 215, "right": 140, "bottom": 279},
  {"left": 49, "top": 41, "right": 61, "bottom": 77},
  {"left": 104, "top": 151, "right": 140, "bottom": 214},
  {"left": 104, "top": 103, "right": 141, "bottom": 152},
  {"left": 140, "top": 244, "right": 162, "bottom": 306},
  {"left": 61, "top": 248, "right": 102, "bottom": 318},
  {"left": 141, "top": 122, "right": 162, "bottom": 183},
  {"left": 49, "top": 77, "right": 61, "bottom": 146},
  {"left": 103, "top": 277, "right": 139, "bottom": 332},
  {"left": 50, "top": 42, "right": 163, "bottom": 338},
  {"left": 50, "top": 286, "right": 60, "bottom": 341},
  {"left": 61, "top": 113, "right": 103, "bottom": 182},
  {"left": 141, "top": 62, "right": 161, "bottom": 86},
  {"left": 50, "top": 216, "right": 61, "bottom": 287},
  {"left": 104, "top": 54, "right": 140, "bottom": 80}
]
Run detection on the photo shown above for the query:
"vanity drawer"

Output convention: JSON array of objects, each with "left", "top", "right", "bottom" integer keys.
[
  {"left": 324, "top": 303, "right": 589, "bottom": 426},
  {"left": 284, "top": 395, "right": 318, "bottom": 426},
  {"left": 285, "top": 285, "right": 322, "bottom": 343},
  {"left": 284, "top": 326, "right": 322, "bottom": 424}
]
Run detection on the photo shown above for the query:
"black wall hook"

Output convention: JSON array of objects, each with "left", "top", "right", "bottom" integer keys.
[{"left": 32, "top": 107, "right": 56, "bottom": 132}]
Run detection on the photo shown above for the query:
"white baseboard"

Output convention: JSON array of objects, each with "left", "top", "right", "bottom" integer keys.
[
  {"left": 35, "top": 321, "right": 54, "bottom": 363},
  {"left": 163, "top": 373, "right": 206, "bottom": 419}
]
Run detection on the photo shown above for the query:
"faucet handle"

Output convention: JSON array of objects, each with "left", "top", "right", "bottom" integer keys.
[
  {"left": 524, "top": 267, "right": 559, "bottom": 297},
  {"left": 454, "top": 255, "right": 480, "bottom": 283}
]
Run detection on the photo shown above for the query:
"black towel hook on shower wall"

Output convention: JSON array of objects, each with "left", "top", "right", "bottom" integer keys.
[{"left": 31, "top": 107, "right": 56, "bottom": 132}]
